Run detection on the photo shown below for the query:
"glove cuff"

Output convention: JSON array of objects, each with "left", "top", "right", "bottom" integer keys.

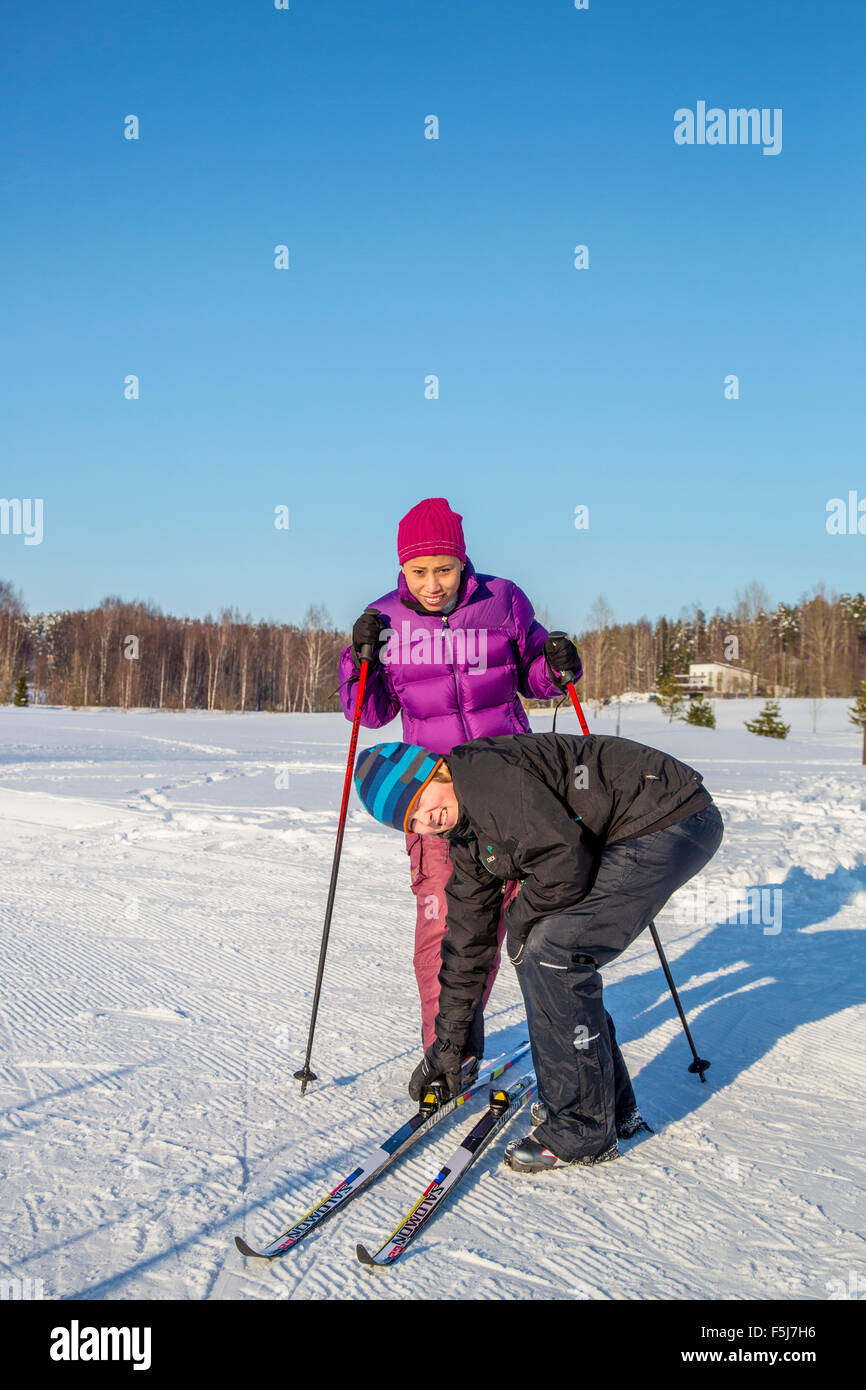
[{"left": 545, "top": 656, "right": 570, "bottom": 691}]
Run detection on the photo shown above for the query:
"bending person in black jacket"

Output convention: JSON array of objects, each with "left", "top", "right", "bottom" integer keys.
[{"left": 353, "top": 733, "right": 724, "bottom": 1172}]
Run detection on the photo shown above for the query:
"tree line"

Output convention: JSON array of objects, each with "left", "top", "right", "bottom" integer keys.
[
  {"left": 574, "top": 584, "right": 866, "bottom": 704},
  {"left": 0, "top": 585, "right": 346, "bottom": 712},
  {"left": 1, "top": 579, "right": 864, "bottom": 710}
]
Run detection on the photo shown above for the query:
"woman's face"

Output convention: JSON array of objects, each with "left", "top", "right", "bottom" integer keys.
[
  {"left": 401, "top": 555, "right": 464, "bottom": 612},
  {"left": 408, "top": 779, "right": 460, "bottom": 835}
]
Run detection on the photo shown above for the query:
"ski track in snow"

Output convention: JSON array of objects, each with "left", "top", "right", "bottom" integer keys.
[{"left": 0, "top": 703, "right": 863, "bottom": 1302}]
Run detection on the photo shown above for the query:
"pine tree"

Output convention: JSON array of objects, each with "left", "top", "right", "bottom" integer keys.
[
  {"left": 848, "top": 681, "right": 866, "bottom": 764},
  {"left": 684, "top": 696, "right": 716, "bottom": 728},
  {"left": 656, "top": 670, "right": 686, "bottom": 723},
  {"left": 655, "top": 652, "right": 675, "bottom": 684},
  {"left": 744, "top": 699, "right": 790, "bottom": 739},
  {"left": 13, "top": 673, "right": 28, "bottom": 706},
  {"left": 840, "top": 593, "right": 866, "bottom": 631}
]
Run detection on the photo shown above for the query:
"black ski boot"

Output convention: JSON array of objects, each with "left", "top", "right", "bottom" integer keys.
[
  {"left": 616, "top": 1106, "right": 654, "bottom": 1140},
  {"left": 504, "top": 1132, "right": 619, "bottom": 1173},
  {"left": 460, "top": 1053, "right": 480, "bottom": 1088},
  {"left": 461, "top": 1002, "right": 484, "bottom": 1088}
]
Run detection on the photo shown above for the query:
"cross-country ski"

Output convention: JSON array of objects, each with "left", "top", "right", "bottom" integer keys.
[
  {"left": 234, "top": 1041, "right": 530, "bottom": 1259},
  {"left": 356, "top": 1072, "right": 536, "bottom": 1269}
]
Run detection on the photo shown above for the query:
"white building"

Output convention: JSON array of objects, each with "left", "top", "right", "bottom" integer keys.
[{"left": 676, "top": 661, "right": 757, "bottom": 696}]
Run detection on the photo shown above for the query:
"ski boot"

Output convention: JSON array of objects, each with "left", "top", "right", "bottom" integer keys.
[
  {"left": 460, "top": 1053, "right": 480, "bottom": 1088},
  {"left": 504, "top": 1132, "right": 619, "bottom": 1173},
  {"left": 616, "top": 1106, "right": 654, "bottom": 1140}
]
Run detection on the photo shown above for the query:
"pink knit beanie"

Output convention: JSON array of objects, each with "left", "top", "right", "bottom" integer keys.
[{"left": 397, "top": 498, "right": 467, "bottom": 565}]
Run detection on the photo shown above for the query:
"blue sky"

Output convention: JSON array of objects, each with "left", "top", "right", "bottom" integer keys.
[{"left": 1, "top": 0, "right": 863, "bottom": 633}]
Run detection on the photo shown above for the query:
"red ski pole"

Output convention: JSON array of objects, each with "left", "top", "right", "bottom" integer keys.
[
  {"left": 294, "top": 622, "right": 377, "bottom": 1096},
  {"left": 545, "top": 633, "right": 590, "bottom": 735},
  {"left": 552, "top": 642, "right": 710, "bottom": 1082},
  {"left": 564, "top": 680, "right": 590, "bottom": 736}
]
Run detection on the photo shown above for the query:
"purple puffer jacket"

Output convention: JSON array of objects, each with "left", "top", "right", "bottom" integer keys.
[{"left": 339, "top": 561, "right": 579, "bottom": 757}]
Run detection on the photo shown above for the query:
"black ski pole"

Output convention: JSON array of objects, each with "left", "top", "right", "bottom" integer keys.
[
  {"left": 294, "top": 617, "right": 377, "bottom": 1096},
  {"left": 647, "top": 923, "right": 710, "bottom": 1081}
]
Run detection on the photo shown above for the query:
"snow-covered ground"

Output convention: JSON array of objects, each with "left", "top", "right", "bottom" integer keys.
[{"left": 0, "top": 701, "right": 863, "bottom": 1301}]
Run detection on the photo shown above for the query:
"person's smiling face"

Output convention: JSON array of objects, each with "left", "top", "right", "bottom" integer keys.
[
  {"left": 408, "top": 779, "right": 460, "bottom": 835},
  {"left": 401, "top": 555, "right": 464, "bottom": 612}
]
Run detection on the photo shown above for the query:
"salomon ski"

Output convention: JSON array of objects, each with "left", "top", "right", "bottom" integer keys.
[
  {"left": 356, "top": 1069, "right": 536, "bottom": 1269},
  {"left": 235, "top": 1040, "right": 531, "bottom": 1259}
]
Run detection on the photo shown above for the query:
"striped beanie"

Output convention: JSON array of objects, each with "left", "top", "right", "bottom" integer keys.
[{"left": 354, "top": 742, "right": 444, "bottom": 832}]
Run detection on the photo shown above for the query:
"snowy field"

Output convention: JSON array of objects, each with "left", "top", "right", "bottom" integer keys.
[{"left": 0, "top": 700, "right": 863, "bottom": 1302}]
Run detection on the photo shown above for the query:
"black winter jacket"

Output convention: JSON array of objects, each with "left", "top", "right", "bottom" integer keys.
[{"left": 435, "top": 733, "right": 711, "bottom": 1047}]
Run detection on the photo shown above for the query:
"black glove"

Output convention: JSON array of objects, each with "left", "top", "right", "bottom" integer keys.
[
  {"left": 352, "top": 609, "right": 386, "bottom": 667},
  {"left": 408, "top": 1037, "right": 464, "bottom": 1103},
  {"left": 543, "top": 632, "right": 580, "bottom": 691}
]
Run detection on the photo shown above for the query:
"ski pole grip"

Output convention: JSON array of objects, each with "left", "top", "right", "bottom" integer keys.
[
  {"left": 358, "top": 606, "right": 380, "bottom": 665},
  {"left": 548, "top": 631, "right": 576, "bottom": 687}
]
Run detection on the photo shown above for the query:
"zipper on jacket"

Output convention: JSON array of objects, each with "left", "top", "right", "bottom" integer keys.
[{"left": 442, "top": 615, "right": 470, "bottom": 742}]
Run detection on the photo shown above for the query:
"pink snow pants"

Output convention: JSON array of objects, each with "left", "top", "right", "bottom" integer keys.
[{"left": 406, "top": 831, "right": 518, "bottom": 1051}]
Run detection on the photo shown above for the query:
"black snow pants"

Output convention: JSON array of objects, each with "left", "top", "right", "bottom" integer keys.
[{"left": 507, "top": 803, "right": 724, "bottom": 1162}]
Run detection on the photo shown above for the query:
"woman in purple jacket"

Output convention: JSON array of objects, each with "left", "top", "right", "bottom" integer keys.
[{"left": 340, "top": 497, "right": 581, "bottom": 1067}]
